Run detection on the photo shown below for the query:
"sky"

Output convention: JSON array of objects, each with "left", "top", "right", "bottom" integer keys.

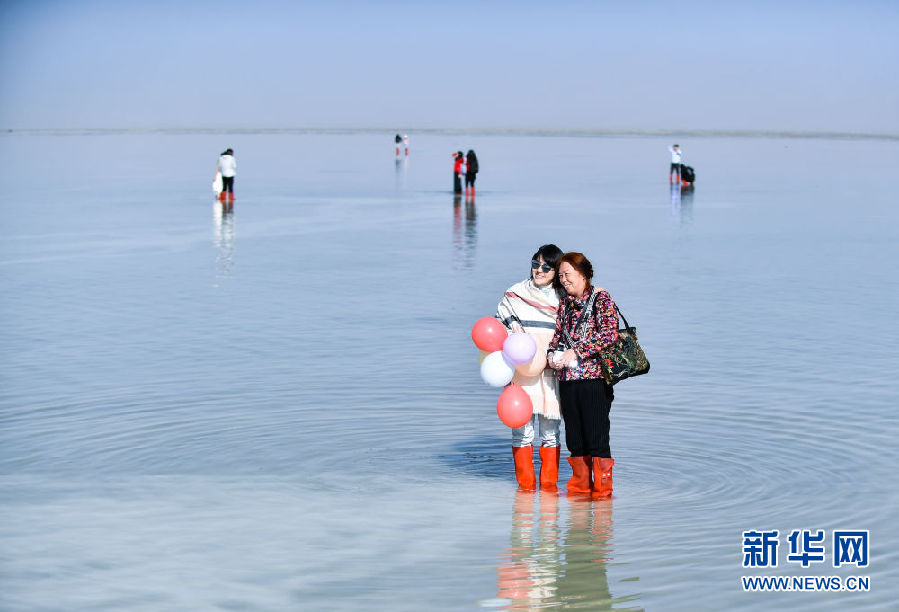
[{"left": 0, "top": 0, "right": 897, "bottom": 133}]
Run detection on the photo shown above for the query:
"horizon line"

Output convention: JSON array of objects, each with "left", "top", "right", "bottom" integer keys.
[{"left": 3, "top": 126, "right": 897, "bottom": 141}]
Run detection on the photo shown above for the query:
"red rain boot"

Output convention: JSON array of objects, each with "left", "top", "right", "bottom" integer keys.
[
  {"left": 228, "top": 191, "right": 235, "bottom": 202},
  {"left": 566, "top": 457, "right": 592, "bottom": 493},
  {"left": 512, "top": 446, "right": 536, "bottom": 490},
  {"left": 592, "top": 457, "right": 614, "bottom": 497},
  {"left": 538, "top": 446, "right": 560, "bottom": 491}
]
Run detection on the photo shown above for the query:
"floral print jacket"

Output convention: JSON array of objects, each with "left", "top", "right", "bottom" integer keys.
[{"left": 547, "top": 287, "right": 619, "bottom": 382}]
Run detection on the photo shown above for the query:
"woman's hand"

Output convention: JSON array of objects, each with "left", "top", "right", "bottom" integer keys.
[
  {"left": 548, "top": 353, "right": 563, "bottom": 370},
  {"left": 558, "top": 349, "right": 577, "bottom": 367}
]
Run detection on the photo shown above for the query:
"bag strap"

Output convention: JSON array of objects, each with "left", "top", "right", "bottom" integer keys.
[
  {"left": 593, "top": 288, "right": 630, "bottom": 330},
  {"left": 614, "top": 304, "right": 631, "bottom": 330}
]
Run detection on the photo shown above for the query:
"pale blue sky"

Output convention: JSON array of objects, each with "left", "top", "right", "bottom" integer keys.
[{"left": 1, "top": 0, "right": 896, "bottom": 132}]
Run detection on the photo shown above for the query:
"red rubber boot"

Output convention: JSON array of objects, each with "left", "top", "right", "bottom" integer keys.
[
  {"left": 512, "top": 446, "right": 536, "bottom": 490},
  {"left": 592, "top": 457, "right": 614, "bottom": 497},
  {"left": 538, "top": 446, "right": 560, "bottom": 491},
  {"left": 566, "top": 457, "right": 592, "bottom": 493}
]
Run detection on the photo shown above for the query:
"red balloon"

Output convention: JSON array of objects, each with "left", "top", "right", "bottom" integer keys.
[
  {"left": 471, "top": 317, "right": 508, "bottom": 352},
  {"left": 496, "top": 384, "right": 533, "bottom": 428}
]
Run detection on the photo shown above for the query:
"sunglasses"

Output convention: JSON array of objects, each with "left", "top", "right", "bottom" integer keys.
[{"left": 531, "top": 260, "right": 553, "bottom": 273}]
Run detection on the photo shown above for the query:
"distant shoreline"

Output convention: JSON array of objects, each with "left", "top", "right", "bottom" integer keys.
[{"left": 3, "top": 127, "right": 897, "bottom": 141}]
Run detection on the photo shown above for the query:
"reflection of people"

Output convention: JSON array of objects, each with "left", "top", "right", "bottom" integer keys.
[
  {"left": 548, "top": 253, "right": 619, "bottom": 496},
  {"left": 552, "top": 499, "right": 617, "bottom": 607},
  {"left": 496, "top": 244, "right": 564, "bottom": 490},
  {"left": 212, "top": 200, "right": 235, "bottom": 280},
  {"left": 668, "top": 144, "right": 682, "bottom": 183},
  {"left": 452, "top": 151, "right": 465, "bottom": 194},
  {"left": 496, "top": 491, "right": 561, "bottom": 606},
  {"left": 217, "top": 148, "right": 236, "bottom": 201},
  {"left": 464, "top": 149, "right": 478, "bottom": 198},
  {"left": 496, "top": 495, "right": 623, "bottom": 609}
]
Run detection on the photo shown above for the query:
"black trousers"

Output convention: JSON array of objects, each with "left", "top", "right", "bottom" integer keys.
[
  {"left": 453, "top": 173, "right": 462, "bottom": 193},
  {"left": 222, "top": 176, "right": 234, "bottom": 193},
  {"left": 559, "top": 378, "right": 613, "bottom": 457}
]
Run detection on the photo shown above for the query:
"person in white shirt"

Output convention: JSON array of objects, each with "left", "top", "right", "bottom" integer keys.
[
  {"left": 217, "top": 148, "right": 237, "bottom": 201},
  {"left": 668, "top": 144, "right": 683, "bottom": 183}
]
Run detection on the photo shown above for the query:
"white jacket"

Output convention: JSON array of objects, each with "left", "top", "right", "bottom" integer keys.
[{"left": 218, "top": 154, "right": 237, "bottom": 178}]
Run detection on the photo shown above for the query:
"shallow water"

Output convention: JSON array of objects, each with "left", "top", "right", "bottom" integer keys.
[{"left": 1, "top": 131, "right": 897, "bottom": 610}]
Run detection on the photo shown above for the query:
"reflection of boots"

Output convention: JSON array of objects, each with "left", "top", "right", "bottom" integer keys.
[
  {"left": 538, "top": 446, "right": 559, "bottom": 491},
  {"left": 512, "top": 446, "right": 536, "bottom": 490},
  {"left": 566, "top": 457, "right": 592, "bottom": 493},
  {"left": 592, "top": 458, "right": 614, "bottom": 497}
]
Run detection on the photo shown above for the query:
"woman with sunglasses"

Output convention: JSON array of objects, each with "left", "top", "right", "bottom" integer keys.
[
  {"left": 547, "top": 252, "right": 619, "bottom": 497},
  {"left": 495, "top": 244, "right": 564, "bottom": 491}
]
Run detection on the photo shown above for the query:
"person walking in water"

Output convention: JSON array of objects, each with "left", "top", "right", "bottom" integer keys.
[
  {"left": 668, "top": 144, "right": 683, "bottom": 184},
  {"left": 217, "top": 148, "right": 237, "bottom": 201},
  {"left": 464, "top": 149, "right": 479, "bottom": 198},
  {"left": 453, "top": 151, "right": 465, "bottom": 195},
  {"left": 403, "top": 134, "right": 409, "bottom": 156},
  {"left": 496, "top": 244, "right": 564, "bottom": 491},
  {"left": 395, "top": 134, "right": 402, "bottom": 157}
]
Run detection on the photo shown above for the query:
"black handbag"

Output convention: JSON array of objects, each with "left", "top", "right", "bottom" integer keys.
[{"left": 599, "top": 305, "right": 650, "bottom": 385}]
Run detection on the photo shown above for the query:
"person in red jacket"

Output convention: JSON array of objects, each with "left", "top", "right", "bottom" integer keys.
[{"left": 452, "top": 151, "right": 465, "bottom": 194}]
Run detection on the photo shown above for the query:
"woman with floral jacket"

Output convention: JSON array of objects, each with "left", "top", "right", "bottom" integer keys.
[{"left": 547, "top": 252, "right": 619, "bottom": 497}]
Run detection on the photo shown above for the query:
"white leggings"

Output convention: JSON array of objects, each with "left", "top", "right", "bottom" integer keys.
[{"left": 512, "top": 414, "right": 561, "bottom": 447}]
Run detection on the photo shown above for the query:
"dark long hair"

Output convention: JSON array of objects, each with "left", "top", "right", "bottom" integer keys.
[
  {"left": 466, "top": 150, "right": 478, "bottom": 174},
  {"left": 553, "top": 252, "right": 594, "bottom": 293}
]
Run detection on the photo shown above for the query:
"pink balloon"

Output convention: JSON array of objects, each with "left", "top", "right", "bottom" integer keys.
[
  {"left": 496, "top": 384, "right": 533, "bottom": 428},
  {"left": 471, "top": 317, "right": 508, "bottom": 352},
  {"left": 502, "top": 332, "right": 537, "bottom": 365}
]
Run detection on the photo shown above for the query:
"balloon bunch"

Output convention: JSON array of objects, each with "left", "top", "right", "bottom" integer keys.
[{"left": 471, "top": 317, "right": 538, "bottom": 428}]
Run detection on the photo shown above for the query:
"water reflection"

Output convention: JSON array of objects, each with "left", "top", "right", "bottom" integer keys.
[
  {"left": 213, "top": 201, "right": 235, "bottom": 279},
  {"left": 395, "top": 156, "right": 408, "bottom": 190},
  {"left": 496, "top": 491, "right": 562, "bottom": 607},
  {"left": 670, "top": 182, "right": 694, "bottom": 225},
  {"left": 494, "top": 493, "right": 638, "bottom": 610},
  {"left": 452, "top": 194, "right": 477, "bottom": 270}
]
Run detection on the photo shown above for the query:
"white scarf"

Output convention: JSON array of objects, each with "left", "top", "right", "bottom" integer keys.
[
  {"left": 495, "top": 279, "right": 562, "bottom": 419},
  {"left": 496, "top": 279, "right": 559, "bottom": 333}
]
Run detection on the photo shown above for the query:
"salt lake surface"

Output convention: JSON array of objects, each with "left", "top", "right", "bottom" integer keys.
[{"left": 1, "top": 130, "right": 897, "bottom": 610}]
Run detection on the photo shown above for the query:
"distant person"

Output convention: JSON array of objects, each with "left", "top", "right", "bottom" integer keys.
[
  {"left": 668, "top": 144, "right": 683, "bottom": 184},
  {"left": 464, "top": 149, "right": 479, "bottom": 198},
  {"left": 217, "top": 148, "right": 236, "bottom": 201},
  {"left": 453, "top": 151, "right": 465, "bottom": 194},
  {"left": 496, "top": 244, "right": 564, "bottom": 491},
  {"left": 403, "top": 134, "right": 409, "bottom": 156},
  {"left": 395, "top": 134, "right": 402, "bottom": 157},
  {"left": 547, "top": 252, "right": 620, "bottom": 497}
]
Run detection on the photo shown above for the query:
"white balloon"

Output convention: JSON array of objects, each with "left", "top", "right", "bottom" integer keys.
[{"left": 480, "top": 350, "right": 515, "bottom": 387}]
